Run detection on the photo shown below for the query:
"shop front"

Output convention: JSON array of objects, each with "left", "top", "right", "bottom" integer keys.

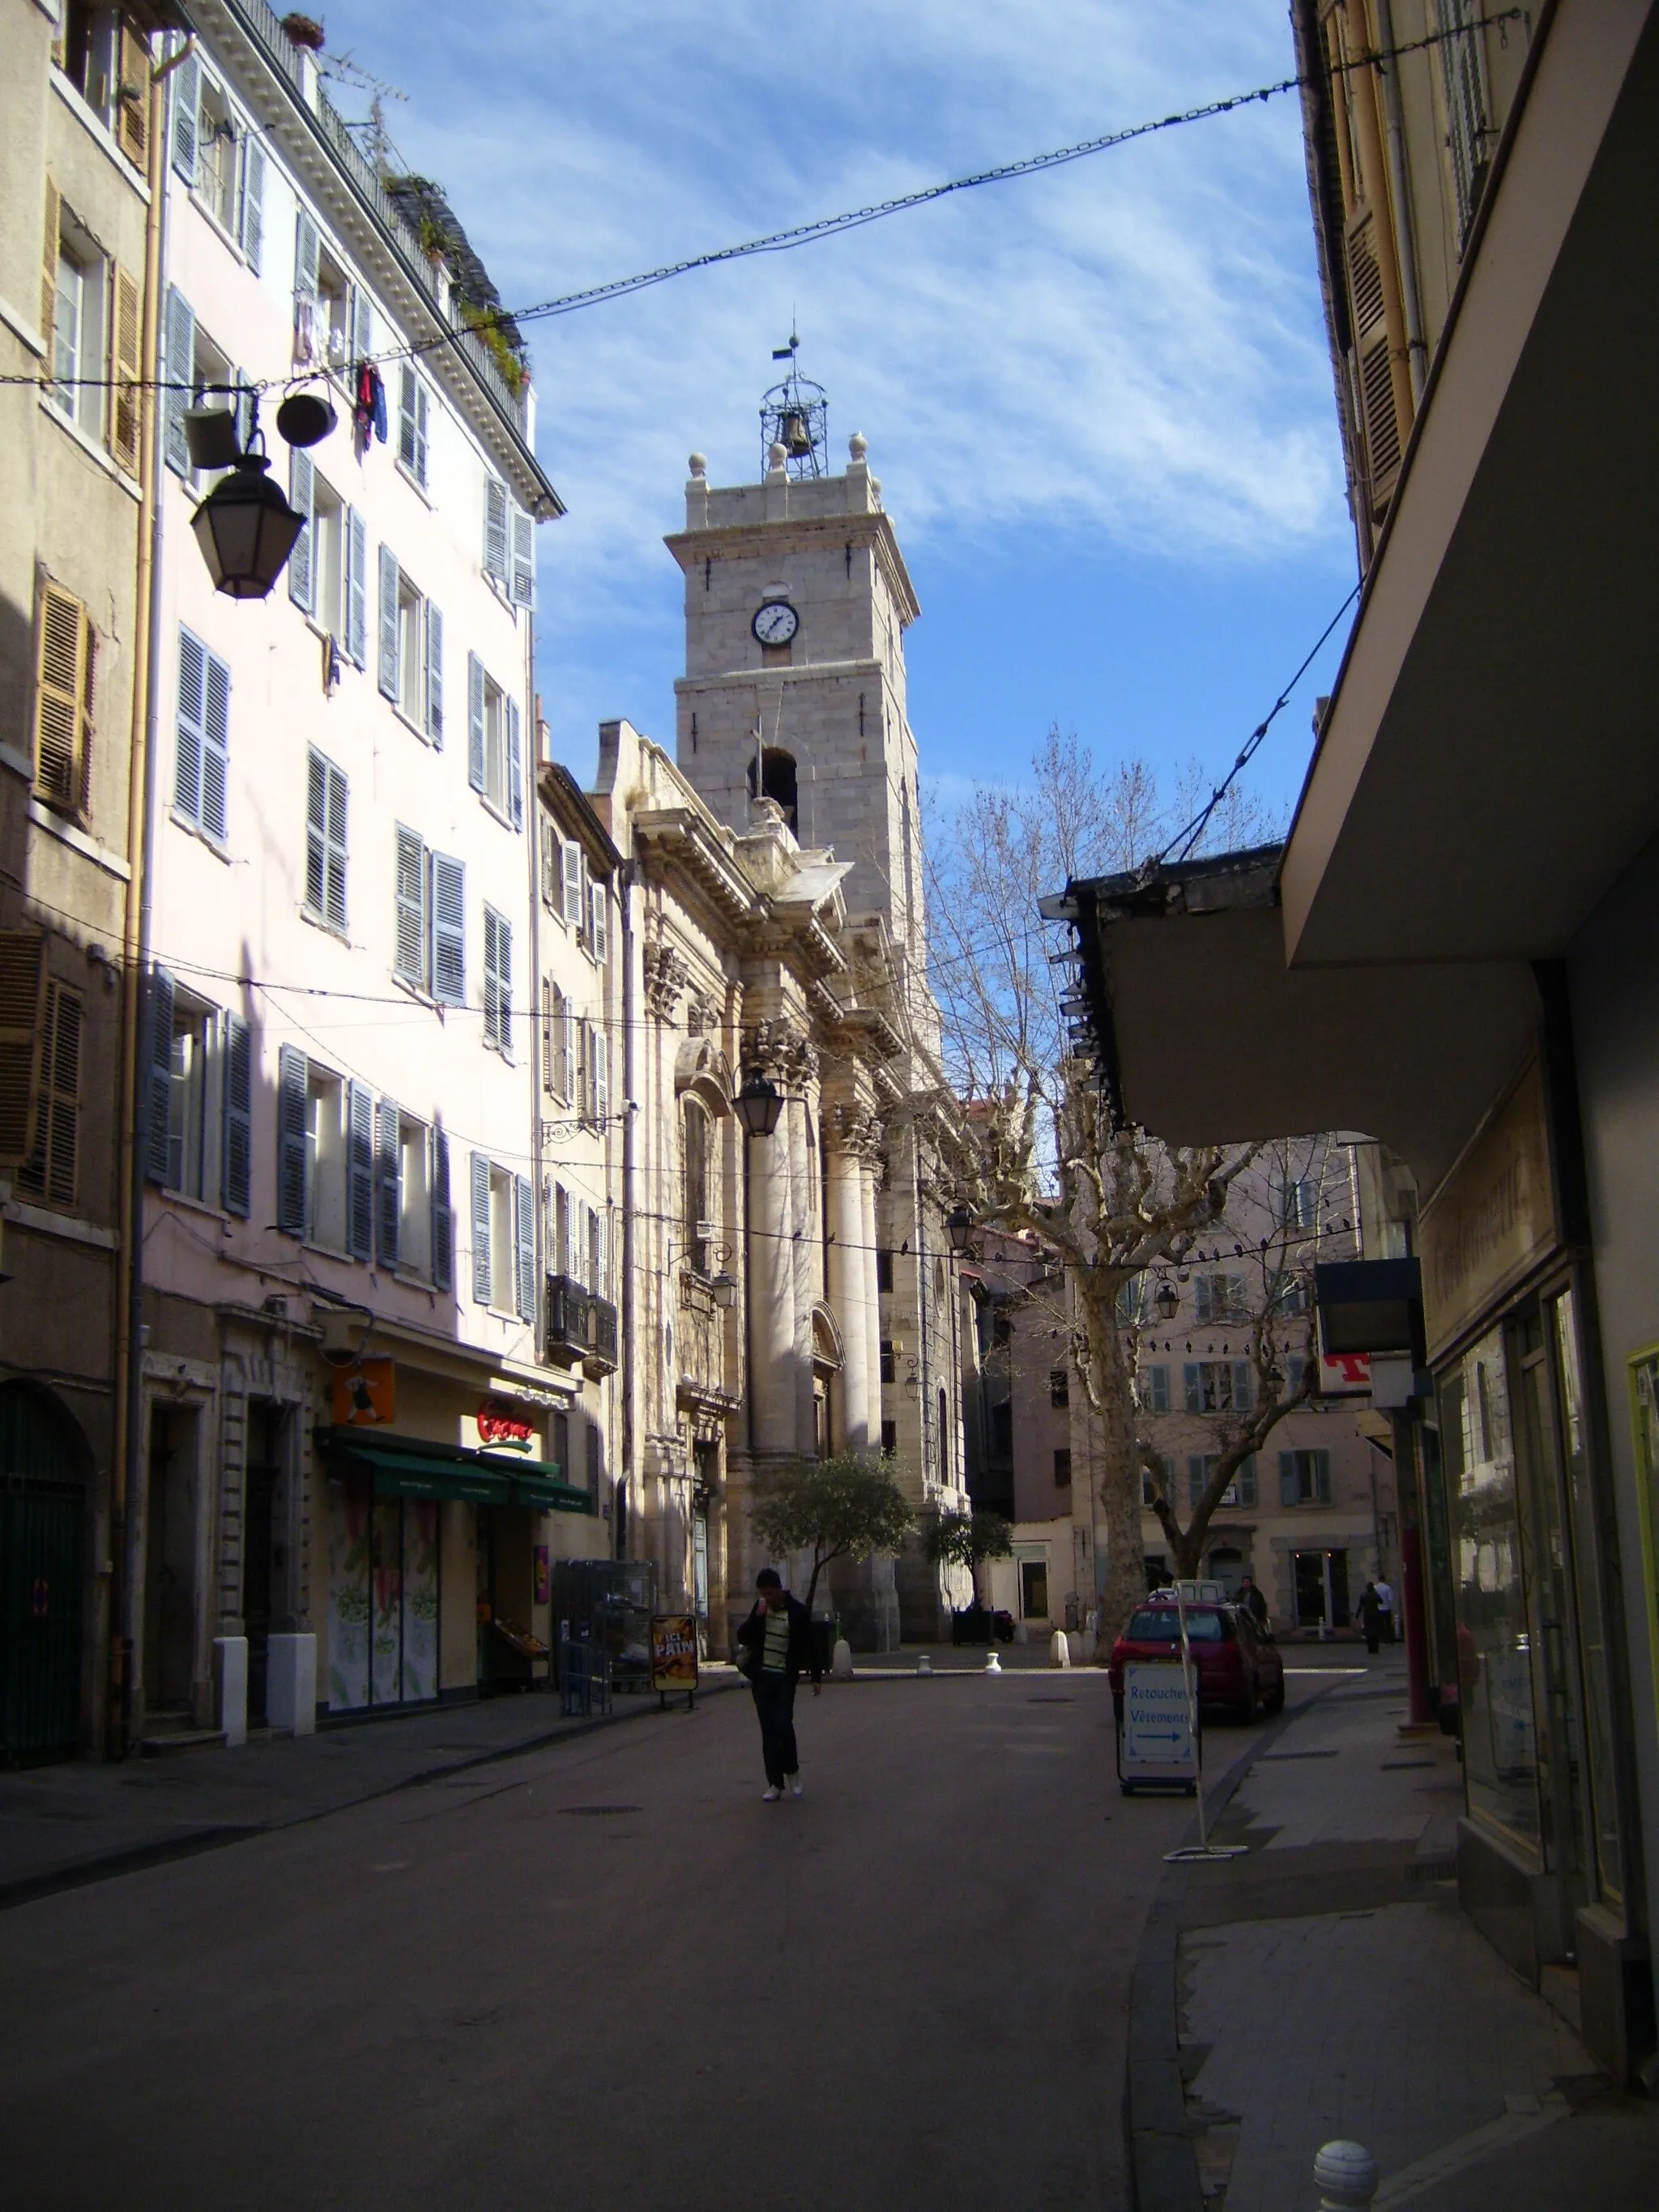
[{"left": 1420, "top": 1059, "right": 1627, "bottom": 2013}]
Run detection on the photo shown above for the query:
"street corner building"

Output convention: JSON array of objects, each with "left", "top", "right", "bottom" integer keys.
[
  {"left": 579, "top": 420, "right": 973, "bottom": 1655},
  {"left": 1049, "top": 1, "right": 1659, "bottom": 2086}
]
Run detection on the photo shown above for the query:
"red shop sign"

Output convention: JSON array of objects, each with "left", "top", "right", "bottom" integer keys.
[{"left": 476, "top": 1396, "right": 535, "bottom": 1449}]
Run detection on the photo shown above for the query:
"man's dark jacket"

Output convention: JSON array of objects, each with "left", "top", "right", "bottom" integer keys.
[{"left": 736, "top": 1593, "right": 822, "bottom": 1683}]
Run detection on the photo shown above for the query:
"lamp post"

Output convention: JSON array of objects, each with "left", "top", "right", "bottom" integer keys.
[{"left": 945, "top": 1205, "right": 975, "bottom": 1257}]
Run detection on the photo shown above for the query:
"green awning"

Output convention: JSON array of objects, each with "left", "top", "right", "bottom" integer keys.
[{"left": 316, "top": 1427, "right": 595, "bottom": 1514}]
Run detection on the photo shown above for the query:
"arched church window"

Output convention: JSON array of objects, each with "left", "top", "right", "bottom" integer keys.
[
  {"left": 683, "top": 1096, "right": 710, "bottom": 1275},
  {"left": 748, "top": 747, "right": 798, "bottom": 832}
]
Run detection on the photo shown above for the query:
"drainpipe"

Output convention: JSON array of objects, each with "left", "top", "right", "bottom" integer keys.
[
  {"left": 113, "top": 32, "right": 187, "bottom": 1758},
  {"left": 1372, "top": 0, "right": 1428, "bottom": 403},
  {"left": 620, "top": 859, "right": 638, "bottom": 1536}
]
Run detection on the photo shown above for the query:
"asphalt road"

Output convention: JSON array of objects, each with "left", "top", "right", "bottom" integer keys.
[{"left": 0, "top": 1666, "right": 1282, "bottom": 2212}]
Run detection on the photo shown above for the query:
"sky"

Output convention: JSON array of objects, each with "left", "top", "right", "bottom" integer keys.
[{"left": 313, "top": 0, "right": 1359, "bottom": 838}]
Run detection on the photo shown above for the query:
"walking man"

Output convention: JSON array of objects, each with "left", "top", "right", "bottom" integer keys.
[
  {"left": 1375, "top": 1574, "right": 1397, "bottom": 1643},
  {"left": 736, "top": 1568, "right": 822, "bottom": 1801},
  {"left": 1236, "top": 1575, "right": 1270, "bottom": 1632},
  {"left": 1356, "top": 1579, "right": 1384, "bottom": 1656}
]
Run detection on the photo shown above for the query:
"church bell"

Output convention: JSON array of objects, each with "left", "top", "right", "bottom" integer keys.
[{"left": 780, "top": 407, "right": 814, "bottom": 457}]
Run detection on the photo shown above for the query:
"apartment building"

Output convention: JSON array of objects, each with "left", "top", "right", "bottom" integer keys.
[
  {"left": 0, "top": 0, "right": 175, "bottom": 1761},
  {"left": 132, "top": 2, "right": 565, "bottom": 1745}
]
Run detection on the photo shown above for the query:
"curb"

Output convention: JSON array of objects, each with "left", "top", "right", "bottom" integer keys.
[
  {"left": 0, "top": 1671, "right": 741, "bottom": 1915},
  {"left": 1126, "top": 1682, "right": 1346, "bottom": 2212}
]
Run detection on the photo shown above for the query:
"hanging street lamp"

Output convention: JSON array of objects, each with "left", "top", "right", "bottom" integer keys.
[
  {"left": 189, "top": 397, "right": 305, "bottom": 600},
  {"left": 1154, "top": 1280, "right": 1180, "bottom": 1323},
  {"left": 945, "top": 1205, "right": 975, "bottom": 1257},
  {"left": 733, "top": 1068, "right": 783, "bottom": 1140}
]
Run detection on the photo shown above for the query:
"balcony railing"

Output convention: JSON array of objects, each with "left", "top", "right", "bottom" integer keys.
[{"left": 545, "top": 1276, "right": 619, "bottom": 1376}]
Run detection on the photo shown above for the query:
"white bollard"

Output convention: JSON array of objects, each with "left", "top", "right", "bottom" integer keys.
[
  {"left": 1049, "top": 1630, "right": 1071, "bottom": 1669},
  {"left": 916, "top": 1653, "right": 932, "bottom": 1675},
  {"left": 1313, "top": 2141, "right": 1377, "bottom": 2210},
  {"left": 984, "top": 1649, "right": 1002, "bottom": 1673},
  {"left": 1081, "top": 1626, "right": 1098, "bottom": 1662},
  {"left": 1013, "top": 1620, "right": 1030, "bottom": 1645},
  {"left": 1066, "top": 1630, "right": 1084, "bottom": 1666},
  {"left": 831, "top": 1638, "right": 854, "bottom": 1680}
]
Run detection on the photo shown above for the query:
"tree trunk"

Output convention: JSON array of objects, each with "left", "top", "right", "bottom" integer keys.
[{"left": 1081, "top": 1276, "right": 1145, "bottom": 1652}]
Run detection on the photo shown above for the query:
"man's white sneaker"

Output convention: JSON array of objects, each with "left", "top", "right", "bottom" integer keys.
[
  {"left": 761, "top": 1786, "right": 783, "bottom": 1801},
  {"left": 788, "top": 1775, "right": 804, "bottom": 1797}
]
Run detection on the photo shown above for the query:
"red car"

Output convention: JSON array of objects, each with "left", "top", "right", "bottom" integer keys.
[{"left": 1108, "top": 1594, "right": 1286, "bottom": 1723}]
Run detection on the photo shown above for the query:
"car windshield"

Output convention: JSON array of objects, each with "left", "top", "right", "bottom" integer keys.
[{"left": 1125, "top": 1608, "right": 1223, "bottom": 1643}]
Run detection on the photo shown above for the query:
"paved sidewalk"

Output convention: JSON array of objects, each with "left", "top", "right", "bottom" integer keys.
[
  {"left": 0, "top": 1668, "right": 741, "bottom": 1906},
  {"left": 1147, "top": 1656, "right": 1658, "bottom": 2208}
]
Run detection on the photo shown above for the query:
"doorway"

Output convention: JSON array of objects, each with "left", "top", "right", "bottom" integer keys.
[
  {"left": 1208, "top": 1547, "right": 1245, "bottom": 1600},
  {"left": 145, "top": 1406, "right": 199, "bottom": 1716},
  {"left": 1019, "top": 1557, "right": 1049, "bottom": 1621},
  {"left": 0, "top": 1384, "right": 88, "bottom": 1764},
  {"left": 1294, "top": 1549, "right": 1350, "bottom": 1634},
  {"left": 242, "top": 1404, "right": 286, "bottom": 1728}
]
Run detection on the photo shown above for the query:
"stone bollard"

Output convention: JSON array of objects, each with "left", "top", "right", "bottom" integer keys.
[
  {"left": 1313, "top": 2141, "right": 1377, "bottom": 2210},
  {"left": 1013, "top": 1620, "right": 1029, "bottom": 1645},
  {"left": 831, "top": 1638, "right": 854, "bottom": 1680},
  {"left": 1049, "top": 1630, "right": 1071, "bottom": 1669},
  {"left": 916, "top": 1653, "right": 932, "bottom": 1675},
  {"left": 1081, "top": 1626, "right": 1098, "bottom": 1662},
  {"left": 984, "top": 1649, "right": 1002, "bottom": 1673},
  {"left": 1066, "top": 1630, "right": 1084, "bottom": 1666}
]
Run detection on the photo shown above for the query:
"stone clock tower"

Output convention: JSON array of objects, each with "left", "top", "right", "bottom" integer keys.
[{"left": 666, "top": 431, "right": 927, "bottom": 979}]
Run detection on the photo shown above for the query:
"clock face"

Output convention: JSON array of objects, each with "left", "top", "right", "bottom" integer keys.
[{"left": 753, "top": 599, "right": 800, "bottom": 646}]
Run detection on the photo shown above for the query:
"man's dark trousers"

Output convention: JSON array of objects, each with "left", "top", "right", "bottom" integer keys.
[{"left": 752, "top": 1673, "right": 799, "bottom": 1786}]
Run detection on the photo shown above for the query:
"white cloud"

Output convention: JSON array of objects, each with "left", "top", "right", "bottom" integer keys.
[{"left": 318, "top": 0, "right": 1349, "bottom": 755}]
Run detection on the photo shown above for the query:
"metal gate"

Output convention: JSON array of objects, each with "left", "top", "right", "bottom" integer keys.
[{"left": 0, "top": 1388, "right": 87, "bottom": 1765}]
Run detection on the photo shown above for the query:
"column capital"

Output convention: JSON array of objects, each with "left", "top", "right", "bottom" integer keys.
[
  {"left": 831, "top": 1102, "right": 885, "bottom": 1162},
  {"left": 643, "top": 935, "right": 691, "bottom": 1021},
  {"left": 744, "top": 1016, "right": 818, "bottom": 1089}
]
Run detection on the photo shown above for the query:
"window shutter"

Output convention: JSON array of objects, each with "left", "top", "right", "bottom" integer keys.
[
  {"left": 345, "top": 509, "right": 368, "bottom": 667},
  {"left": 172, "top": 48, "right": 200, "bottom": 183},
  {"left": 375, "top": 1096, "right": 400, "bottom": 1268},
  {"left": 506, "top": 697, "right": 522, "bottom": 829},
  {"left": 163, "top": 286, "right": 194, "bottom": 475},
  {"left": 351, "top": 283, "right": 372, "bottom": 364},
  {"left": 276, "top": 1042, "right": 307, "bottom": 1234},
  {"left": 467, "top": 653, "right": 486, "bottom": 792},
  {"left": 175, "top": 627, "right": 205, "bottom": 824},
  {"left": 557, "top": 991, "right": 574, "bottom": 1100},
  {"left": 139, "top": 963, "right": 174, "bottom": 1185},
  {"left": 1233, "top": 1360, "right": 1253, "bottom": 1412},
  {"left": 430, "top": 1126, "right": 452, "bottom": 1290},
  {"left": 0, "top": 933, "right": 48, "bottom": 1169},
  {"left": 414, "top": 380, "right": 429, "bottom": 482},
  {"left": 495, "top": 915, "right": 512, "bottom": 1058},
  {"left": 1182, "top": 1362, "right": 1201, "bottom": 1415},
  {"left": 324, "top": 760, "right": 348, "bottom": 927},
  {"left": 484, "top": 478, "right": 508, "bottom": 582},
  {"left": 539, "top": 816, "right": 557, "bottom": 909},
  {"left": 22, "top": 982, "right": 82, "bottom": 1207},
  {"left": 424, "top": 601, "right": 443, "bottom": 745},
  {"left": 306, "top": 751, "right": 346, "bottom": 927},
  {"left": 221, "top": 1012, "right": 252, "bottom": 1217},
  {"left": 481, "top": 909, "right": 499, "bottom": 1049},
  {"left": 377, "top": 545, "right": 399, "bottom": 699},
  {"left": 595, "top": 1211, "right": 608, "bottom": 1302},
  {"left": 431, "top": 854, "right": 465, "bottom": 1005},
  {"left": 41, "top": 177, "right": 61, "bottom": 361},
  {"left": 33, "top": 582, "right": 87, "bottom": 811},
  {"left": 470, "top": 1152, "right": 492, "bottom": 1304},
  {"left": 288, "top": 447, "right": 315, "bottom": 611},
  {"left": 593, "top": 1023, "right": 607, "bottom": 1122},
  {"left": 1188, "top": 1457, "right": 1207, "bottom": 1511},
  {"left": 1315, "top": 1451, "right": 1331, "bottom": 1505},
  {"left": 239, "top": 136, "right": 267, "bottom": 271},
  {"left": 117, "top": 20, "right": 150, "bottom": 168},
  {"left": 394, "top": 828, "right": 427, "bottom": 986},
  {"left": 344, "top": 1080, "right": 373, "bottom": 1259},
  {"left": 540, "top": 977, "right": 554, "bottom": 1093},
  {"left": 201, "top": 648, "right": 229, "bottom": 842},
  {"left": 1345, "top": 206, "right": 1407, "bottom": 516},
  {"left": 510, "top": 506, "right": 535, "bottom": 608},
  {"left": 1194, "top": 1277, "right": 1212, "bottom": 1324},
  {"left": 514, "top": 1174, "right": 535, "bottom": 1320},
  {"left": 561, "top": 839, "right": 583, "bottom": 926},
  {"left": 588, "top": 880, "right": 607, "bottom": 964},
  {"left": 399, "top": 366, "right": 428, "bottom": 479},
  {"left": 110, "top": 264, "right": 142, "bottom": 476},
  {"left": 294, "top": 208, "right": 319, "bottom": 301},
  {"left": 1279, "top": 1452, "right": 1299, "bottom": 1508}
]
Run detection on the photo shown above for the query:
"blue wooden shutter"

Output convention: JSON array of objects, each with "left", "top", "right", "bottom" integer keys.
[
  {"left": 514, "top": 1174, "right": 535, "bottom": 1320},
  {"left": 424, "top": 602, "right": 443, "bottom": 746},
  {"left": 305, "top": 751, "right": 347, "bottom": 926},
  {"left": 1188, "top": 1457, "right": 1206, "bottom": 1510},
  {"left": 143, "top": 965, "right": 174, "bottom": 1185},
  {"left": 592, "top": 1019, "right": 607, "bottom": 1120},
  {"left": 1232, "top": 1360, "right": 1253, "bottom": 1412},
  {"left": 1279, "top": 1452, "right": 1299, "bottom": 1507},
  {"left": 239, "top": 136, "right": 266, "bottom": 271},
  {"left": 1182, "top": 1362, "right": 1201, "bottom": 1415},
  {"left": 470, "top": 1152, "right": 492, "bottom": 1304},
  {"left": 163, "top": 287, "right": 194, "bottom": 475},
  {"left": 377, "top": 546, "right": 399, "bottom": 698},
  {"left": 345, "top": 509, "right": 368, "bottom": 667},
  {"left": 432, "top": 855, "right": 464, "bottom": 1005},
  {"left": 277, "top": 1043, "right": 307, "bottom": 1234},
  {"left": 288, "top": 448, "right": 314, "bottom": 611},
  {"left": 294, "top": 209, "right": 319, "bottom": 301},
  {"left": 496, "top": 916, "right": 511, "bottom": 1057},
  {"left": 507, "top": 697, "right": 522, "bottom": 829},
  {"left": 201, "top": 648, "right": 229, "bottom": 843},
  {"left": 467, "top": 653, "right": 485, "bottom": 792},
  {"left": 430, "top": 1126, "right": 452, "bottom": 1290},
  {"left": 484, "top": 478, "right": 508, "bottom": 582},
  {"left": 171, "top": 49, "right": 200, "bottom": 182},
  {"left": 348, "top": 1080, "right": 373, "bottom": 1259},
  {"left": 351, "top": 283, "right": 372, "bottom": 363},
  {"left": 394, "top": 828, "right": 426, "bottom": 987},
  {"left": 375, "top": 1096, "right": 400, "bottom": 1268},
  {"left": 175, "top": 628, "right": 205, "bottom": 825},
  {"left": 221, "top": 1012, "right": 252, "bottom": 1217},
  {"left": 1314, "top": 1451, "right": 1331, "bottom": 1504},
  {"left": 510, "top": 506, "right": 535, "bottom": 608}
]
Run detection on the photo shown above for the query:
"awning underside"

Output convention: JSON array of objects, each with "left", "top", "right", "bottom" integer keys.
[{"left": 317, "top": 1428, "right": 595, "bottom": 1514}]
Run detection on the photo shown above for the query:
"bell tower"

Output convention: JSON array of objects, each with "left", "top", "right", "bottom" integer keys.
[{"left": 666, "top": 389, "right": 926, "bottom": 970}]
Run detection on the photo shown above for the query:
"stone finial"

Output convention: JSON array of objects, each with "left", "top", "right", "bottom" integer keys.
[
  {"left": 688, "top": 452, "right": 707, "bottom": 479},
  {"left": 768, "top": 441, "right": 787, "bottom": 469},
  {"left": 1313, "top": 2142, "right": 1378, "bottom": 2210},
  {"left": 848, "top": 432, "right": 868, "bottom": 464}
]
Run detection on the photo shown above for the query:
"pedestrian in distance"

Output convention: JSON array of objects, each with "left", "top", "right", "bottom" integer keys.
[
  {"left": 735, "top": 1568, "right": 822, "bottom": 1801},
  {"left": 1374, "top": 1574, "right": 1397, "bottom": 1643},
  {"left": 1356, "top": 1579, "right": 1384, "bottom": 1656},
  {"left": 1236, "top": 1575, "right": 1270, "bottom": 1632}
]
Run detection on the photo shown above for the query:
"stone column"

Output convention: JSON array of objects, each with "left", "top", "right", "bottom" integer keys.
[
  {"left": 744, "top": 1104, "right": 795, "bottom": 1459},
  {"left": 826, "top": 1131, "right": 871, "bottom": 1451},
  {"left": 860, "top": 1151, "right": 883, "bottom": 1449},
  {"left": 788, "top": 1093, "right": 817, "bottom": 1455}
]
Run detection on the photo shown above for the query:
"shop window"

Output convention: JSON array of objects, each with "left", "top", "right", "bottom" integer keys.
[{"left": 326, "top": 1485, "right": 439, "bottom": 1711}]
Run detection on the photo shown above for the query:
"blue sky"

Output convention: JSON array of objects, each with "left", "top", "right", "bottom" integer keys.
[{"left": 315, "top": 0, "right": 1358, "bottom": 832}]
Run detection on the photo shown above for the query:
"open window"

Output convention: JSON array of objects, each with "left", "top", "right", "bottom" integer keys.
[{"left": 747, "top": 746, "right": 798, "bottom": 832}]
